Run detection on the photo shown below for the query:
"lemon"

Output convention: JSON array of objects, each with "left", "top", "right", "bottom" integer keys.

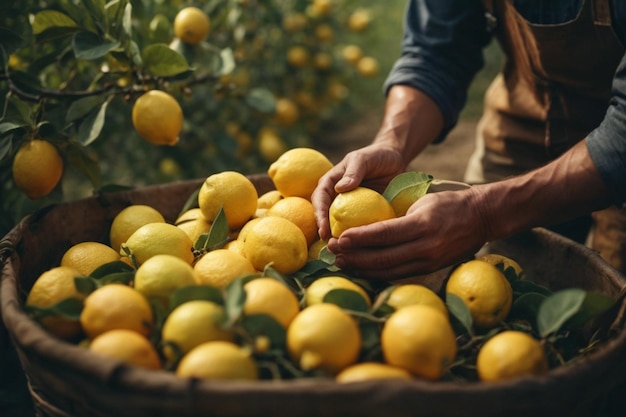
[
  {"left": 243, "top": 278, "right": 300, "bottom": 328},
  {"left": 356, "top": 56, "right": 379, "bottom": 78},
  {"left": 258, "top": 127, "right": 288, "bottom": 163},
  {"left": 282, "top": 13, "right": 307, "bottom": 31},
  {"left": 132, "top": 90, "right": 183, "bottom": 146},
  {"left": 477, "top": 253, "right": 524, "bottom": 278},
  {"left": 385, "top": 284, "right": 448, "bottom": 317},
  {"left": 304, "top": 276, "right": 371, "bottom": 307},
  {"left": 311, "top": 0, "right": 332, "bottom": 16},
  {"left": 266, "top": 196, "right": 319, "bottom": 246},
  {"left": 308, "top": 239, "right": 327, "bottom": 260},
  {"left": 122, "top": 222, "right": 194, "bottom": 266},
  {"left": 234, "top": 217, "right": 262, "bottom": 242},
  {"left": 109, "top": 205, "right": 166, "bottom": 253},
  {"left": 176, "top": 341, "right": 259, "bottom": 380},
  {"left": 241, "top": 216, "right": 308, "bottom": 275},
  {"left": 60, "top": 241, "right": 120, "bottom": 276},
  {"left": 341, "top": 45, "right": 363, "bottom": 65},
  {"left": 175, "top": 208, "right": 212, "bottom": 244},
  {"left": 314, "top": 52, "right": 333, "bottom": 71},
  {"left": 88, "top": 329, "right": 161, "bottom": 370},
  {"left": 173, "top": 7, "right": 210, "bottom": 45},
  {"left": 348, "top": 9, "right": 371, "bottom": 32},
  {"left": 257, "top": 190, "right": 284, "bottom": 210},
  {"left": 476, "top": 330, "right": 548, "bottom": 382},
  {"left": 268, "top": 147, "right": 333, "bottom": 200},
  {"left": 287, "top": 303, "right": 361, "bottom": 374},
  {"left": 193, "top": 249, "right": 257, "bottom": 288},
  {"left": 336, "top": 362, "right": 412, "bottom": 383},
  {"left": 224, "top": 239, "right": 245, "bottom": 256},
  {"left": 80, "top": 283, "right": 153, "bottom": 339},
  {"left": 25, "top": 266, "right": 84, "bottom": 340},
  {"left": 161, "top": 300, "right": 234, "bottom": 362},
  {"left": 134, "top": 254, "right": 199, "bottom": 307},
  {"left": 315, "top": 24, "right": 334, "bottom": 42},
  {"left": 286, "top": 46, "right": 310, "bottom": 68},
  {"left": 274, "top": 98, "right": 300, "bottom": 126},
  {"left": 329, "top": 187, "right": 396, "bottom": 238},
  {"left": 198, "top": 171, "right": 258, "bottom": 230},
  {"left": 12, "top": 139, "right": 63, "bottom": 199},
  {"left": 381, "top": 304, "right": 457, "bottom": 380},
  {"left": 389, "top": 186, "right": 426, "bottom": 217},
  {"left": 445, "top": 259, "right": 513, "bottom": 329}
]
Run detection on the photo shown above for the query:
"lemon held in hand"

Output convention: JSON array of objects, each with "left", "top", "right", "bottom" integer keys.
[
  {"left": 132, "top": 90, "right": 183, "bottom": 146},
  {"left": 329, "top": 187, "right": 396, "bottom": 238},
  {"left": 12, "top": 139, "right": 63, "bottom": 199}
]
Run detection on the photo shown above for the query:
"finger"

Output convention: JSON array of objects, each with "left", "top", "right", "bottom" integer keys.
[{"left": 336, "top": 217, "right": 420, "bottom": 250}]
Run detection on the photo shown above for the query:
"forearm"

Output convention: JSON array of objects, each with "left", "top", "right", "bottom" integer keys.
[
  {"left": 373, "top": 85, "right": 445, "bottom": 167},
  {"left": 469, "top": 140, "right": 612, "bottom": 242}
]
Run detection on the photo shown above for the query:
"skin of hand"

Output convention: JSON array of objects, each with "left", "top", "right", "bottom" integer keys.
[
  {"left": 323, "top": 141, "right": 611, "bottom": 280},
  {"left": 313, "top": 85, "right": 445, "bottom": 241}
]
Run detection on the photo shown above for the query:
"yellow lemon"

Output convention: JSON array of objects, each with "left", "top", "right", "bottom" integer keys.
[
  {"left": 176, "top": 341, "right": 259, "bottom": 380},
  {"left": 266, "top": 196, "right": 319, "bottom": 246},
  {"left": 109, "top": 204, "right": 166, "bottom": 253},
  {"left": 476, "top": 330, "right": 548, "bottom": 382},
  {"left": 445, "top": 260, "right": 513, "bottom": 329},
  {"left": 308, "top": 239, "right": 327, "bottom": 260},
  {"left": 381, "top": 304, "right": 457, "bottom": 380},
  {"left": 287, "top": 303, "right": 361, "bottom": 374},
  {"left": 342, "top": 45, "right": 363, "bottom": 65},
  {"left": 198, "top": 171, "right": 258, "bottom": 230},
  {"left": 80, "top": 283, "right": 153, "bottom": 339},
  {"left": 267, "top": 147, "right": 333, "bottom": 200},
  {"left": 241, "top": 216, "right": 308, "bottom": 275},
  {"left": 88, "top": 329, "right": 161, "bottom": 370},
  {"left": 224, "top": 239, "right": 245, "bottom": 256},
  {"left": 60, "top": 241, "right": 120, "bottom": 276},
  {"left": 315, "top": 24, "right": 334, "bottom": 42},
  {"left": 282, "top": 13, "right": 307, "bottom": 31},
  {"left": 304, "top": 276, "right": 371, "bottom": 307},
  {"left": 348, "top": 9, "right": 371, "bottom": 32},
  {"left": 175, "top": 208, "right": 212, "bottom": 244},
  {"left": 257, "top": 190, "right": 284, "bottom": 210},
  {"left": 477, "top": 253, "right": 525, "bottom": 278},
  {"left": 274, "top": 98, "right": 300, "bottom": 126},
  {"left": 314, "top": 52, "right": 333, "bottom": 71},
  {"left": 356, "top": 56, "right": 379, "bottom": 78},
  {"left": 329, "top": 187, "right": 396, "bottom": 238},
  {"left": 336, "top": 362, "right": 412, "bottom": 383},
  {"left": 258, "top": 127, "right": 288, "bottom": 163},
  {"left": 311, "top": 0, "right": 332, "bottom": 16},
  {"left": 193, "top": 249, "right": 257, "bottom": 289},
  {"left": 134, "top": 254, "right": 199, "bottom": 307},
  {"left": 286, "top": 46, "right": 310, "bottom": 68},
  {"left": 385, "top": 284, "right": 448, "bottom": 317},
  {"left": 161, "top": 300, "right": 234, "bottom": 362},
  {"left": 173, "top": 6, "right": 210, "bottom": 45},
  {"left": 25, "top": 266, "right": 84, "bottom": 340},
  {"left": 132, "top": 90, "right": 183, "bottom": 146},
  {"left": 12, "top": 139, "right": 63, "bottom": 199},
  {"left": 122, "top": 222, "right": 194, "bottom": 266},
  {"left": 243, "top": 278, "right": 300, "bottom": 328}
]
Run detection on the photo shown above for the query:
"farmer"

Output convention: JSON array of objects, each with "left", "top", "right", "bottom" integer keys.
[{"left": 312, "top": 0, "right": 626, "bottom": 279}]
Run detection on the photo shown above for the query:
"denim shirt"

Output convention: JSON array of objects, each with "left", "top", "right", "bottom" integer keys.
[{"left": 384, "top": 0, "right": 626, "bottom": 205}]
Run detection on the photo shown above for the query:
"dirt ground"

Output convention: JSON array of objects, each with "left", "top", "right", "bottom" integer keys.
[{"left": 317, "top": 109, "right": 478, "bottom": 182}]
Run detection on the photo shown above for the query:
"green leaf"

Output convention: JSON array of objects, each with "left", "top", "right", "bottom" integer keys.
[
  {"left": 359, "top": 320, "right": 382, "bottom": 355},
  {"left": 169, "top": 285, "right": 224, "bottom": 312},
  {"left": 319, "top": 246, "right": 337, "bottom": 266},
  {"left": 565, "top": 291, "right": 616, "bottom": 329},
  {"left": 25, "top": 297, "right": 84, "bottom": 320},
  {"left": 246, "top": 88, "right": 276, "bottom": 113},
  {"left": 323, "top": 288, "right": 370, "bottom": 312},
  {"left": 149, "top": 14, "right": 173, "bottom": 44},
  {"left": 0, "top": 28, "right": 26, "bottom": 55},
  {"left": 63, "top": 141, "right": 102, "bottom": 189},
  {"left": 82, "top": 0, "right": 107, "bottom": 34},
  {"left": 74, "top": 276, "right": 99, "bottom": 295},
  {"left": 99, "top": 271, "right": 135, "bottom": 286},
  {"left": 77, "top": 100, "right": 108, "bottom": 146},
  {"left": 382, "top": 171, "right": 432, "bottom": 216},
  {"left": 196, "top": 206, "right": 229, "bottom": 251},
  {"left": 224, "top": 277, "right": 247, "bottom": 327},
  {"left": 511, "top": 279, "right": 553, "bottom": 297},
  {"left": 32, "top": 10, "right": 78, "bottom": 35},
  {"left": 446, "top": 293, "right": 473, "bottom": 335},
  {"left": 142, "top": 44, "right": 190, "bottom": 77},
  {"left": 73, "top": 31, "right": 120, "bottom": 60},
  {"left": 0, "top": 121, "right": 27, "bottom": 136},
  {"left": 508, "top": 292, "right": 547, "bottom": 328},
  {"left": 537, "top": 288, "right": 587, "bottom": 337},
  {"left": 240, "top": 314, "right": 286, "bottom": 349},
  {"left": 89, "top": 260, "right": 134, "bottom": 278},
  {"left": 0, "top": 134, "right": 13, "bottom": 160},
  {"left": 66, "top": 96, "right": 107, "bottom": 124}
]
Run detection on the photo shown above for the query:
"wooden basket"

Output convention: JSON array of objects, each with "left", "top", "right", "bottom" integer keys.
[{"left": 2, "top": 175, "right": 626, "bottom": 417}]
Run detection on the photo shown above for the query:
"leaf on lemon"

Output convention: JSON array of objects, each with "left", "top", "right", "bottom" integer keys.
[{"left": 382, "top": 171, "right": 432, "bottom": 216}]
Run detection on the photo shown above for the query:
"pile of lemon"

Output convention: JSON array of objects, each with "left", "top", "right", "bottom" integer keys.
[{"left": 25, "top": 147, "right": 550, "bottom": 384}]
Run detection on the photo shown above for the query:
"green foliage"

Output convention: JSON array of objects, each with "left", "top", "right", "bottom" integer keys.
[{"left": 0, "top": 0, "right": 389, "bottom": 237}]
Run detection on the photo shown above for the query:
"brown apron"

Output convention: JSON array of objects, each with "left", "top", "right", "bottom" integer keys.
[{"left": 465, "top": 0, "right": 626, "bottom": 272}]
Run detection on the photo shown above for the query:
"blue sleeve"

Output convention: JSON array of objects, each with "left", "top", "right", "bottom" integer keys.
[
  {"left": 586, "top": 52, "right": 626, "bottom": 206},
  {"left": 383, "top": 0, "right": 493, "bottom": 142}
]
